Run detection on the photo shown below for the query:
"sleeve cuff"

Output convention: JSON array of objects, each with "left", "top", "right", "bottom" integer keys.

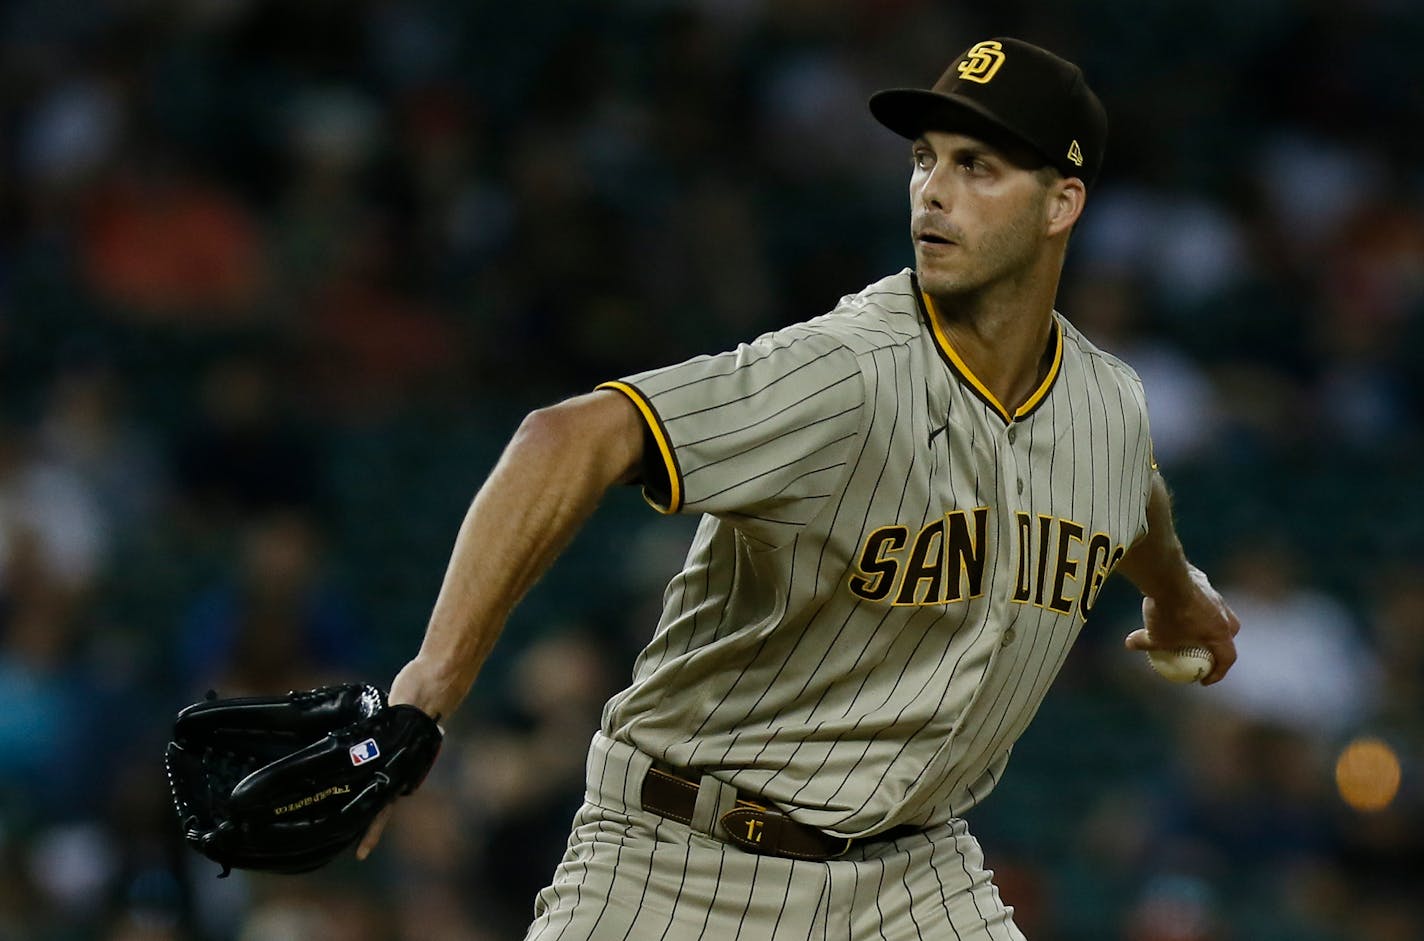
[{"left": 596, "top": 381, "right": 683, "bottom": 514}]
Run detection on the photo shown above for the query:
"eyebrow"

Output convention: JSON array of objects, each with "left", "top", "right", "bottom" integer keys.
[
  {"left": 913, "top": 135, "right": 999, "bottom": 159},
  {"left": 946, "top": 143, "right": 999, "bottom": 166}
]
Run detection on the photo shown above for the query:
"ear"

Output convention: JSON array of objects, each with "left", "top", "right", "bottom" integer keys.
[{"left": 1045, "top": 177, "right": 1086, "bottom": 237}]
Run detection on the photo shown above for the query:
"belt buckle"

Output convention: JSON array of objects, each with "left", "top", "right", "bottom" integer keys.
[
  {"left": 721, "top": 806, "right": 783, "bottom": 854},
  {"left": 719, "top": 806, "right": 853, "bottom": 860}
]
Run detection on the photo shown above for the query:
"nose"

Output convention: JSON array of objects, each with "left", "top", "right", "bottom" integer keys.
[{"left": 915, "top": 162, "right": 951, "bottom": 213}]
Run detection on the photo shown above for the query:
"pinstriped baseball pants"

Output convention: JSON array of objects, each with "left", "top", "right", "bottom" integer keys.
[{"left": 523, "top": 733, "right": 1026, "bottom": 941}]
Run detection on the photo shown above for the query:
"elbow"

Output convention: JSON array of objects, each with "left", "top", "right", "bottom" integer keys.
[
  {"left": 511, "top": 403, "right": 581, "bottom": 465},
  {"left": 513, "top": 394, "right": 643, "bottom": 485},
  {"left": 516, "top": 402, "right": 572, "bottom": 445}
]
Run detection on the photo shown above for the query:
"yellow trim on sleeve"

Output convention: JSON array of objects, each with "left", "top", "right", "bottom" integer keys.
[
  {"left": 922, "top": 293, "right": 1063, "bottom": 423},
  {"left": 596, "top": 381, "right": 682, "bottom": 514}
]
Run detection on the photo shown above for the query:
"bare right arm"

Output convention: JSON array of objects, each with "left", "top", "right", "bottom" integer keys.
[
  {"left": 383, "top": 389, "right": 645, "bottom": 723},
  {"left": 358, "top": 384, "right": 643, "bottom": 854},
  {"left": 358, "top": 389, "right": 644, "bottom": 858}
]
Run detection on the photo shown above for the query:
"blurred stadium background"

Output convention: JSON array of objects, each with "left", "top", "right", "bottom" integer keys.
[{"left": 1, "top": 0, "right": 1422, "bottom": 938}]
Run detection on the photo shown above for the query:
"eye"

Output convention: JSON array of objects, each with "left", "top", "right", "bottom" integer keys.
[
  {"left": 958, "top": 154, "right": 990, "bottom": 175},
  {"left": 912, "top": 148, "right": 935, "bottom": 171}
]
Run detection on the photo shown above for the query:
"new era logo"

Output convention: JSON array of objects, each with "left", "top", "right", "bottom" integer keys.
[
  {"left": 1067, "top": 140, "right": 1084, "bottom": 167},
  {"left": 349, "top": 738, "right": 380, "bottom": 766}
]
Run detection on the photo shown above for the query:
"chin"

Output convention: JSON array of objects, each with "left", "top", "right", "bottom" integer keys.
[{"left": 915, "top": 265, "right": 970, "bottom": 298}]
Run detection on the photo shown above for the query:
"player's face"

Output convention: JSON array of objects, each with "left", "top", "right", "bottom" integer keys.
[{"left": 908, "top": 131, "right": 1053, "bottom": 298}]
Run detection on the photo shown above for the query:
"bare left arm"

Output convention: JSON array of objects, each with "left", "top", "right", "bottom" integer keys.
[{"left": 1116, "top": 471, "right": 1240, "bottom": 685}]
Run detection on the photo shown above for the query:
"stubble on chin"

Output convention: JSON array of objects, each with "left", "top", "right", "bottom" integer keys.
[
  {"left": 914, "top": 251, "right": 975, "bottom": 300},
  {"left": 918, "top": 208, "right": 1043, "bottom": 303},
  {"left": 915, "top": 267, "right": 952, "bottom": 297}
]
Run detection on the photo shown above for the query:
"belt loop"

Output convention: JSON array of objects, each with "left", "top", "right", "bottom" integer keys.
[
  {"left": 587, "top": 732, "right": 653, "bottom": 814},
  {"left": 692, "top": 772, "right": 738, "bottom": 837},
  {"left": 584, "top": 733, "right": 614, "bottom": 807}
]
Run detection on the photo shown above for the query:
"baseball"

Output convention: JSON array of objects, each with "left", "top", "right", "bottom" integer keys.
[{"left": 1145, "top": 645, "right": 1214, "bottom": 684}]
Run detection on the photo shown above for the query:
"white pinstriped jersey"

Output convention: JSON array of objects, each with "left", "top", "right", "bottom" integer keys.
[{"left": 597, "top": 268, "right": 1154, "bottom": 838}]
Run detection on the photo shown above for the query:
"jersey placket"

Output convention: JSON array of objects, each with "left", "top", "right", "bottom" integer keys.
[
  {"left": 901, "top": 407, "right": 1026, "bottom": 821},
  {"left": 909, "top": 299, "right": 1082, "bottom": 813}
]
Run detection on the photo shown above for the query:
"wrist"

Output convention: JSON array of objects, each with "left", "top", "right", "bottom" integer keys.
[
  {"left": 1143, "top": 562, "right": 1203, "bottom": 607},
  {"left": 391, "top": 654, "right": 472, "bottom": 721}
]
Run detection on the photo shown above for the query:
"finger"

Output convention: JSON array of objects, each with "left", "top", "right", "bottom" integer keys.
[
  {"left": 356, "top": 806, "right": 394, "bottom": 861},
  {"left": 1199, "top": 608, "right": 1240, "bottom": 684},
  {"left": 1199, "top": 639, "right": 1237, "bottom": 686},
  {"left": 1123, "top": 628, "right": 1155, "bottom": 651}
]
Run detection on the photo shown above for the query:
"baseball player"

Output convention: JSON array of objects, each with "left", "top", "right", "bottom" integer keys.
[{"left": 359, "top": 37, "right": 1240, "bottom": 940}]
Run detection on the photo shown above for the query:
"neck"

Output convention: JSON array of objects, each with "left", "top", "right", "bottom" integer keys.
[{"left": 924, "top": 264, "right": 1062, "bottom": 418}]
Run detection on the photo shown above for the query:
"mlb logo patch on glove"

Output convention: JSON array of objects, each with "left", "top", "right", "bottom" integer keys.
[{"left": 349, "top": 739, "right": 380, "bottom": 765}]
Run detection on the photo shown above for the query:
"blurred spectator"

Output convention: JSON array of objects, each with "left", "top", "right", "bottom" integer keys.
[
  {"left": 27, "top": 821, "right": 120, "bottom": 928},
  {"left": 34, "top": 358, "right": 165, "bottom": 536},
  {"left": 0, "top": 427, "right": 108, "bottom": 591},
  {"left": 1064, "top": 274, "right": 1223, "bottom": 465},
  {"left": 80, "top": 150, "right": 267, "bottom": 322},
  {"left": 757, "top": 44, "right": 885, "bottom": 183},
  {"left": 268, "top": 83, "right": 466, "bottom": 415},
  {"left": 393, "top": 883, "right": 495, "bottom": 941},
  {"left": 1309, "top": 197, "right": 1424, "bottom": 445},
  {"left": 299, "top": 223, "right": 464, "bottom": 419},
  {"left": 1122, "top": 873, "right": 1224, "bottom": 941},
  {"left": 234, "top": 879, "right": 393, "bottom": 941},
  {"left": 176, "top": 509, "right": 364, "bottom": 696},
  {"left": 270, "top": 86, "right": 383, "bottom": 299},
  {"left": 1074, "top": 186, "right": 1252, "bottom": 316},
  {"left": 0, "top": 517, "right": 106, "bottom": 818},
  {"left": 1163, "top": 710, "right": 1333, "bottom": 871},
  {"left": 16, "top": 70, "right": 126, "bottom": 197},
  {"left": 381, "top": 779, "right": 490, "bottom": 940},
  {"left": 1367, "top": 565, "right": 1424, "bottom": 731},
  {"left": 174, "top": 354, "right": 323, "bottom": 524},
  {"left": 102, "top": 760, "right": 188, "bottom": 941},
  {"left": 448, "top": 628, "right": 619, "bottom": 937},
  {"left": 1252, "top": 131, "right": 1387, "bottom": 262},
  {"left": 1201, "top": 541, "right": 1379, "bottom": 736},
  {"left": 389, "top": 85, "right": 509, "bottom": 285}
]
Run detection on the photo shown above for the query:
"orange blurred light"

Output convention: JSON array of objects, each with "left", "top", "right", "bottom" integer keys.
[{"left": 1334, "top": 737, "right": 1402, "bottom": 812}]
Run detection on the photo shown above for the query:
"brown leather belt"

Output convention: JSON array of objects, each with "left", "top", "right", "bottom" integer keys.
[{"left": 640, "top": 765, "right": 920, "bottom": 861}]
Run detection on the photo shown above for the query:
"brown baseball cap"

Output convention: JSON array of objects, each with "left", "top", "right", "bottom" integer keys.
[{"left": 869, "top": 37, "right": 1108, "bottom": 188}]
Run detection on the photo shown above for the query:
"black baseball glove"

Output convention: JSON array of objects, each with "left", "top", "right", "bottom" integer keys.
[{"left": 164, "top": 683, "right": 442, "bottom": 876}]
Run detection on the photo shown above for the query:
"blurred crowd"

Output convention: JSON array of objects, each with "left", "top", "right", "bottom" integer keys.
[{"left": 1, "top": 0, "right": 1422, "bottom": 938}]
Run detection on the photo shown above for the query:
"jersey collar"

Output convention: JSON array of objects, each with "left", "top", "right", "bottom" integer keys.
[{"left": 915, "top": 280, "right": 1063, "bottom": 426}]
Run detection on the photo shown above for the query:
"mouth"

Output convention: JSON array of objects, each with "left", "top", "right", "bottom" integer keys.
[{"left": 916, "top": 232, "right": 956, "bottom": 248}]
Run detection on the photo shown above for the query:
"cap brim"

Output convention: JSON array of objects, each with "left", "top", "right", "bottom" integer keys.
[{"left": 869, "top": 88, "right": 1052, "bottom": 170}]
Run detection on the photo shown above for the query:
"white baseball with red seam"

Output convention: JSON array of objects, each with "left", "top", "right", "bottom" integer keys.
[{"left": 1145, "top": 645, "right": 1214, "bottom": 684}]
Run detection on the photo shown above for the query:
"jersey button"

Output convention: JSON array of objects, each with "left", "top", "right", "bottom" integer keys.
[
  {"left": 1007, "top": 425, "right": 1018, "bottom": 444},
  {"left": 1017, "top": 478, "right": 1024, "bottom": 495},
  {"left": 1001, "top": 627, "right": 1017, "bottom": 646}
]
